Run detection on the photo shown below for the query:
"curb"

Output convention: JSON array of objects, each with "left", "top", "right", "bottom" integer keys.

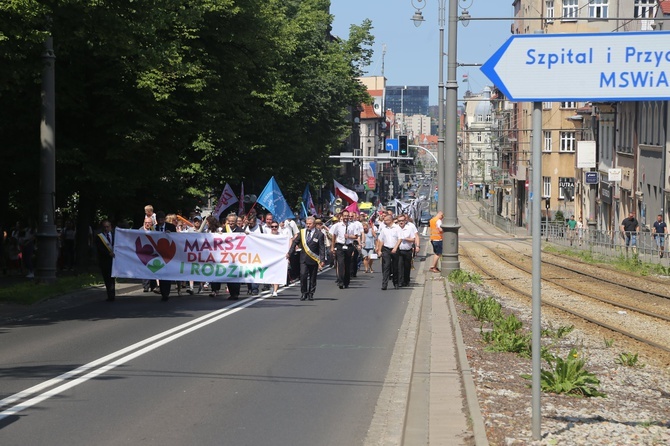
[{"left": 445, "top": 280, "right": 490, "bottom": 446}]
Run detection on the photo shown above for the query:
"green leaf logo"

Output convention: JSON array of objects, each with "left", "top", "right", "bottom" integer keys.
[{"left": 147, "top": 259, "right": 165, "bottom": 273}]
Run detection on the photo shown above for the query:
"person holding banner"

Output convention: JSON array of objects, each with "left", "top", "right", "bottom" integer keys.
[
  {"left": 95, "top": 220, "right": 116, "bottom": 302},
  {"left": 154, "top": 211, "right": 177, "bottom": 301},
  {"left": 287, "top": 216, "right": 325, "bottom": 301},
  {"left": 221, "top": 213, "right": 244, "bottom": 300}
]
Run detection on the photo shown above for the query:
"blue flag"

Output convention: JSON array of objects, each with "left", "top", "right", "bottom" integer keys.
[
  {"left": 301, "top": 184, "right": 317, "bottom": 218},
  {"left": 257, "top": 177, "right": 294, "bottom": 223}
]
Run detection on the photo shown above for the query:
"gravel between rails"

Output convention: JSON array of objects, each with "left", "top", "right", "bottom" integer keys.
[{"left": 456, "top": 243, "right": 670, "bottom": 446}]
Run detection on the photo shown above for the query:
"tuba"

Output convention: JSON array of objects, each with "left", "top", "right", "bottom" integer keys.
[{"left": 334, "top": 197, "right": 343, "bottom": 214}]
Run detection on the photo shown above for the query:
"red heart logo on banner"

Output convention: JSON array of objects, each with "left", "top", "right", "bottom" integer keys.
[
  {"left": 135, "top": 238, "right": 158, "bottom": 265},
  {"left": 154, "top": 238, "right": 177, "bottom": 264}
]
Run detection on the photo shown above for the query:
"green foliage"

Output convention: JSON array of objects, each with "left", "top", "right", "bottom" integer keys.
[
  {"left": 615, "top": 352, "right": 644, "bottom": 368},
  {"left": 523, "top": 348, "right": 606, "bottom": 397},
  {"left": 0, "top": 0, "right": 374, "bottom": 229},
  {"left": 482, "top": 314, "right": 531, "bottom": 357},
  {"left": 470, "top": 297, "right": 503, "bottom": 322},
  {"left": 542, "top": 324, "right": 575, "bottom": 340},
  {"left": 453, "top": 288, "right": 480, "bottom": 307},
  {"left": 604, "top": 338, "right": 615, "bottom": 348},
  {"left": 448, "top": 269, "right": 482, "bottom": 285},
  {"left": 554, "top": 210, "right": 565, "bottom": 222}
]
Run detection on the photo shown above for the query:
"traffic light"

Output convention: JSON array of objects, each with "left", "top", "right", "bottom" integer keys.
[{"left": 399, "top": 135, "right": 408, "bottom": 156}]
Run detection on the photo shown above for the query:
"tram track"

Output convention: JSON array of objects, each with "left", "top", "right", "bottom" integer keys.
[
  {"left": 455, "top": 201, "right": 670, "bottom": 356},
  {"left": 460, "top": 243, "right": 670, "bottom": 355}
]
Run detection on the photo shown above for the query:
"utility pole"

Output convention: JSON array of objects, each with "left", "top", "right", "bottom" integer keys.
[{"left": 36, "top": 36, "right": 58, "bottom": 283}]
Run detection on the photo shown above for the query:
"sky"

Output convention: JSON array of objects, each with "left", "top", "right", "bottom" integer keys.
[{"left": 330, "top": 0, "right": 516, "bottom": 105}]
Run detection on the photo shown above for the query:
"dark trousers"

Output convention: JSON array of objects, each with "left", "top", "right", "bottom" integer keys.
[
  {"left": 351, "top": 247, "right": 360, "bottom": 276},
  {"left": 300, "top": 262, "right": 318, "bottom": 296},
  {"left": 100, "top": 265, "right": 115, "bottom": 299},
  {"left": 381, "top": 247, "right": 399, "bottom": 288},
  {"left": 289, "top": 252, "right": 301, "bottom": 281},
  {"left": 159, "top": 280, "right": 173, "bottom": 298},
  {"left": 335, "top": 244, "right": 353, "bottom": 287},
  {"left": 212, "top": 282, "right": 241, "bottom": 297},
  {"left": 398, "top": 249, "right": 413, "bottom": 286}
]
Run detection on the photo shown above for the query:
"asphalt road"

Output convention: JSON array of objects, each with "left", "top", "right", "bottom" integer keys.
[{"left": 0, "top": 268, "right": 411, "bottom": 445}]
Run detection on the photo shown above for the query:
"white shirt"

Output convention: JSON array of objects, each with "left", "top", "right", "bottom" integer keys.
[
  {"left": 378, "top": 224, "right": 402, "bottom": 249},
  {"left": 347, "top": 220, "right": 363, "bottom": 245},
  {"left": 284, "top": 219, "right": 299, "bottom": 237},
  {"left": 399, "top": 222, "right": 419, "bottom": 250},
  {"left": 329, "top": 221, "right": 347, "bottom": 244}
]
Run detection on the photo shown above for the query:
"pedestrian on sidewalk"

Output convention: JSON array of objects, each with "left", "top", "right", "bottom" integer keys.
[
  {"left": 429, "top": 211, "right": 444, "bottom": 273},
  {"left": 652, "top": 214, "right": 667, "bottom": 258}
]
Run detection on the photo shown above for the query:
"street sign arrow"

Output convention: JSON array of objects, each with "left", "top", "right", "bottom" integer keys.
[{"left": 481, "top": 31, "right": 670, "bottom": 102}]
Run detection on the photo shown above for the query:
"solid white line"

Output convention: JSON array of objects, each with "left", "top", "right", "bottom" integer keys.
[
  {"left": 0, "top": 299, "right": 248, "bottom": 410},
  {"left": 0, "top": 297, "right": 257, "bottom": 421},
  {"left": 0, "top": 267, "right": 331, "bottom": 420}
]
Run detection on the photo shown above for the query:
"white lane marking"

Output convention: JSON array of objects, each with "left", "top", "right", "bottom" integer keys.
[
  {"left": 0, "top": 269, "right": 327, "bottom": 420},
  {"left": 0, "top": 297, "right": 260, "bottom": 420}
]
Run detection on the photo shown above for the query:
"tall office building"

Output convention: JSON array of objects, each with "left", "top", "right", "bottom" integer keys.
[{"left": 386, "top": 86, "right": 429, "bottom": 116}]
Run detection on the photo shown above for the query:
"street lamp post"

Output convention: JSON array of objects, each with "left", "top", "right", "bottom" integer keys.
[{"left": 412, "top": 0, "right": 460, "bottom": 273}]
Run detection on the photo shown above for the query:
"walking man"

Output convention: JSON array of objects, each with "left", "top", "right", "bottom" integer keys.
[
  {"left": 330, "top": 211, "right": 354, "bottom": 289},
  {"left": 288, "top": 217, "right": 325, "bottom": 301},
  {"left": 652, "top": 214, "right": 667, "bottom": 258},
  {"left": 397, "top": 215, "right": 420, "bottom": 287},
  {"left": 429, "top": 211, "right": 444, "bottom": 273},
  {"left": 96, "top": 220, "right": 116, "bottom": 302},
  {"left": 376, "top": 214, "right": 402, "bottom": 290},
  {"left": 620, "top": 211, "right": 640, "bottom": 256},
  {"left": 154, "top": 211, "right": 176, "bottom": 301},
  {"left": 567, "top": 215, "right": 577, "bottom": 246}
]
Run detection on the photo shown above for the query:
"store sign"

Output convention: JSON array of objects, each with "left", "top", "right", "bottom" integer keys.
[{"left": 601, "top": 181, "right": 612, "bottom": 204}]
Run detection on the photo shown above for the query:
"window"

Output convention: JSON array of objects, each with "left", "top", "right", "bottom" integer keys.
[
  {"left": 560, "top": 101, "right": 576, "bottom": 109},
  {"left": 477, "top": 114, "right": 483, "bottom": 122},
  {"left": 589, "top": 0, "right": 608, "bottom": 18},
  {"left": 543, "top": 176, "right": 551, "bottom": 198},
  {"left": 562, "top": 0, "right": 578, "bottom": 19},
  {"left": 558, "top": 177, "right": 574, "bottom": 200},
  {"left": 543, "top": 101, "right": 553, "bottom": 110},
  {"left": 560, "top": 131, "right": 576, "bottom": 152},
  {"left": 546, "top": 1, "right": 555, "bottom": 21},
  {"left": 543, "top": 131, "right": 552, "bottom": 152},
  {"left": 634, "top": 0, "right": 654, "bottom": 19},
  {"left": 477, "top": 132, "right": 482, "bottom": 142},
  {"left": 486, "top": 114, "right": 492, "bottom": 122}
]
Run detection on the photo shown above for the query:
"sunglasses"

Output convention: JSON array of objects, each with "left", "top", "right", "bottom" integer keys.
[{"left": 271, "top": 225, "right": 279, "bottom": 229}]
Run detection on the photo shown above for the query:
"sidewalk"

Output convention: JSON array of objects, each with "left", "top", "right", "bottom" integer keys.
[{"left": 365, "top": 243, "right": 489, "bottom": 446}]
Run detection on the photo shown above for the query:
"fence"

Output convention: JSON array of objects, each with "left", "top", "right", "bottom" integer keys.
[
  {"left": 540, "top": 221, "right": 666, "bottom": 265},
  {"left": 476, "top": 200, "right": 517, "bottom": 236}
]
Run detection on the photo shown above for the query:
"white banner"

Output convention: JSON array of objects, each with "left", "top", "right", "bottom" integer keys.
[{"left": 112, "top": 229, "right": 290, "bottom": 284}]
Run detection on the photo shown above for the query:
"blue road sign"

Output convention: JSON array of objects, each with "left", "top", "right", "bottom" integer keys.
[
  {"left": 585, "top": 172, "right": 599, "bottom": 184},
  {"left": 386, "top": 138, "right": 398, "bottom": 152},
  {"left": 481, "top": 31, "right": 670, "bottom": 102}
]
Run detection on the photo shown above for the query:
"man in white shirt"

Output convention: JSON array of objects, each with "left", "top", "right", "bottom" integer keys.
[
  {"left": 376, "top": 214, "right": 402, "bottom": 290},
  {"left": 397, "top": 215, "right": 420, "bottom": 287},
  {"left": 329, "top": 211, "right": 354, "bottom": 289}
]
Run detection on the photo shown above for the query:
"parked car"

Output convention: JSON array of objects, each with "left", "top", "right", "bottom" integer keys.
[{"left": 420, "top": 210, "right": 432, "bottom": 226}]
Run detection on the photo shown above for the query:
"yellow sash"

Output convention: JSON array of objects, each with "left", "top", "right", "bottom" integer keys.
[
  {"left": 301, "top": 229, "right": 320, "bottom": 264},
  {"left": 97, "top": 232, "right": 113, "bottom": 254}
]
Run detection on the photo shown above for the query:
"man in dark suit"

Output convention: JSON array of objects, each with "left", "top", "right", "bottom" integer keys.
[
  {"left": 154, "top": 211, "right": 177, "bottom": 301},
  {"left": 95, "top": 220, "right": 116, "bottom": 302},
  {"left": 287, "top": 216, "right": 325, "bottom": 301}
]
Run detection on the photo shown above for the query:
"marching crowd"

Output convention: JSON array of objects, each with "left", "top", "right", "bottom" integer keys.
[{"left": 96, "top": 204, "right": 441, "bottom": 303}]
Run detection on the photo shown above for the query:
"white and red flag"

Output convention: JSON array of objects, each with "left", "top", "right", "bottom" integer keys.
[
  {"left": 212, "top": 183, "right": 238, "bottom": 220},
  {"left": 334, "top": 179, "right": 358, "bottom": 204}
]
